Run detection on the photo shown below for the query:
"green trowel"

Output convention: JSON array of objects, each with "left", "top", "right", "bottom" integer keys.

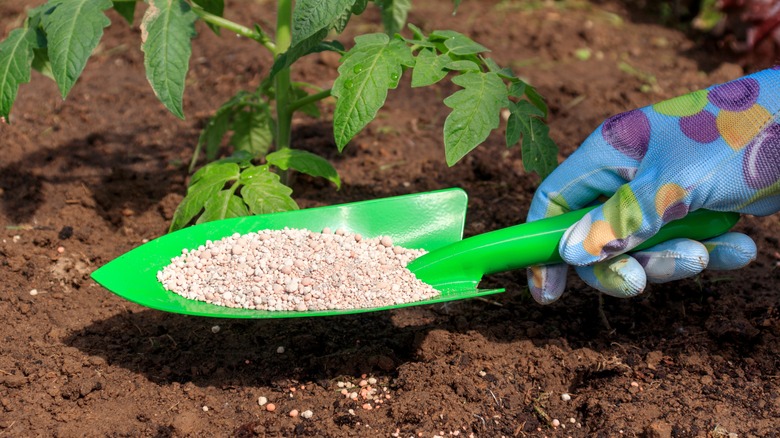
[{"left": 91, "top": 188, "right": 739, "bottom": 318}]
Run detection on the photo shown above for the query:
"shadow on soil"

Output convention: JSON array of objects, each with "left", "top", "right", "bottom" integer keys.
[{"left": 0, "top": 130, "right": 189, "bottom": 225}]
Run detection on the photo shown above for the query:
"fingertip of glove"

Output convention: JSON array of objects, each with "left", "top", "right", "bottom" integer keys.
[
  {"left": 527, "top": 265, "right": 567, "bottom": 305},
  {"left": 705, "top": 232, "right": 757, "bottom": 270}
]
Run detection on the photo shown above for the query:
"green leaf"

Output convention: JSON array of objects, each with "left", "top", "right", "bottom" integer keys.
[
  {"left": 483, "top": 57, "right": 515, "bottom": 79},
  {"left": 192, "top": 0, "right": 224, "bottom": 35},
  {"left": 239, "top": 166, "right": 299, "bottom": 214},
  {"left": 270, "top": 27, "right": 328, "bottom": 80},
  {"left": 42, "top": 0, "right": 112, "bottom": 98},
  {"left": 507, "top": 101, "right": 558, "bottom": 178},
  {"left": 332, "top": 33, "right": 414, "bottom": 150},
  {"left": 266, "top": 148, "right": 341, "bottom": 188},
  {"left": 291, "top": 86, "right": 321, "bottom": 117},
  {"left": 443, "top": 71, "right": 509, "bottom": 166},
  {"left": 376, "top": 0, "right": 411, "bottom": 36},
  {"left": 189, "top": 91, "right": 249, "bottom": 170},
  {"left": 506, "top": 100, "right": 540, "bottom": 148},
  {"left": 445, "top": 59, "right": 480, "bottom": 72},
  {"left": 191, "top": 0, "right": 223, "bottom": 16},
  {"left": 196, "top": 189, "right": 249, "bottom": 223},
  {"left": 141, "top": 0, "right": 197, "bottom": 119},
  {"left": 292, "top": 0, "right": 354, "bottom": 45},
  {"left": 351, "top": 0, "right": 369, "bottom": 14},
  {"left": 31, "top": 48, "right": 54, "bottom": 80},
  {"left": 170, "top": 162, "right": 241, "bottom": 231},
  {"left": 430, "top": 30, "right": 489, "bottom": 56},
  {"left": 411, "top": 48, "right": 448, "bottom": 87},
  {"left": 333, "top": 6, "right": 353, "bottom": 34},
  {"left": 0, "top": 28, "right": 36, "bottom": 120},
  {"left": 524, "top": 83, "right": 548, "bottom": 117},
  {"left": 230, "top": 108, "right": 274, "bottom": 159},
  {"left": 112, "top": 1, "right": 136, "bottom": 24}
]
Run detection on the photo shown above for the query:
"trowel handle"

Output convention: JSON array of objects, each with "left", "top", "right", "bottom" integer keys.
[{"left": 409, "top": 209, "right": 740, "bottom": 284}]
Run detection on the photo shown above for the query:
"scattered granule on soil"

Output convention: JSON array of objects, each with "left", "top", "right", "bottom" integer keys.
[{"left": 157, "top": 228, "right": 439, "bottom": 311}]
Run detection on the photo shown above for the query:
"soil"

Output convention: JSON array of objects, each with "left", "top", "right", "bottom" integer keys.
[{"left": 1, "top": 1, "right": 779, "bottom": 437}]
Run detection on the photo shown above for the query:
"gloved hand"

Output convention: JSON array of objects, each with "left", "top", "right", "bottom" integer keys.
[{"left": 528, "top": 67, "right": 780, "bottom": 304}]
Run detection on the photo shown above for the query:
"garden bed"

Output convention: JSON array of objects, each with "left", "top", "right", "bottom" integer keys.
[{"left": 1, "top": 0, "right": 779, "bottom": 436}]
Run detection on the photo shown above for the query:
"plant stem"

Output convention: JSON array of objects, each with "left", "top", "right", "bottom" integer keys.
[
  {"left": 275, "top": 0, "right": 293, "bottom": 153},
  {"left": 190, "top": 5, "right": 276, "bottom": 54},
  {"left": 289, "top": 88, "right": 331, "bottom": 112}
]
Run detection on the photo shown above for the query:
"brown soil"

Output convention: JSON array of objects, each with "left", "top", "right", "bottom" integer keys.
[{"left": 2, "top": 1, "right": 779, "bottom": 437}]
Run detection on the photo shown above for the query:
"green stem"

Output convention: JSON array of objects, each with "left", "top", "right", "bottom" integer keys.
[
  {"left": 275, "top": 0, "right": 293, "bottom": 152},
  {"left": 291, "top": 81, "right": 325, "bottom": 92},
  {"left": 289, "top": 88, "right": 331, "bottom": 112},
  {"left": 190, "top": 5, "right": 276, "bottom": 54}
]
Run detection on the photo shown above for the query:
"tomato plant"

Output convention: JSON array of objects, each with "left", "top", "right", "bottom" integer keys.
[{"left": 0, "top": 0, "right": 558, "bottom": 231}]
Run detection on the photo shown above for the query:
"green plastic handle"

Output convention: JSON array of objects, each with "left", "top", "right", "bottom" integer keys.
[{"left": 408, "top": 209, "right": 740, "bottom": 288}]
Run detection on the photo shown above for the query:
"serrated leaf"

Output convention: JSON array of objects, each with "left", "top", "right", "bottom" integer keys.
[
  {"left": 266, "top": 148, "right": 341, "bottom": 188},
  {"left": 524, "top": 83, "right": 548, "bottom": 117},
  {"left": 0, "top": 28, "right": 35, "bottom": 120},
  {"left": 292, "top": 0, "right": 354, "bottom": 45},
  {"left": 430, "top": 30, "right": 489, "bottom": 56},
  {"left": 332, "top": 33, "right": 414, "bottom": 150},
  {"left": 170, "top": 162, "right": 240, "bottom": 231},
  {"left": 141, "top": 0, "right": 197, "bottom": 119},
  {"left": 112, "top": 1, "right": 136, "bottom": 24},
  {"left": 42, "top": 0, "right": 112, "bottom": 99},
  {"left": 445, "top": 59, "right": 480, "bottom": 72},
  {"left": 443, "top": 71, "right": 509, "bottom": 166},
  {"left": 411, "top": 48, "right": 448, "bottom": 87},
  {"left": 376, "top": 0, "right": 411, "bottom": 36},
  {"left": 239, "top": 167, "right": 299, "bottom": 214},
  {"left": 518, "top": 116, "right": 558, "bottom": 178},
  {"left": 230, "top": 108, "right": 274, "bottom": 159},
  {"left": 192, "top": 0, "right": 224, "bottom": 34},
  {"left": 483, "top": 57, "right": 515, "bottom": 79},
  {"left": 507, "top": 100, "right": 558, "bottom": 177},
  {"left": 196, "top": 189, "right": 249, "bottom": 223}
]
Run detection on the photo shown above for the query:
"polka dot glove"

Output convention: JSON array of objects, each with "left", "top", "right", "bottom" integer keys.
[{"left": 527, "top": 68, "right": 780, "bottom": 304}]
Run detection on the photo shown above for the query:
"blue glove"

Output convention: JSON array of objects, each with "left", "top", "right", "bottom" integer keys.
[{"left": 527, "top": 68, "right": 780, "bottom": 304}]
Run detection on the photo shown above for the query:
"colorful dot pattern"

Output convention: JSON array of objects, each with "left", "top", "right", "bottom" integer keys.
[{"left": 526, "top": 68, "right": 780, "bottom": 302}]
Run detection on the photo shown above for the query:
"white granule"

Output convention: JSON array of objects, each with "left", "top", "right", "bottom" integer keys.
[{"left": 157, "top": 228, "right": 439, "bottom": 311}]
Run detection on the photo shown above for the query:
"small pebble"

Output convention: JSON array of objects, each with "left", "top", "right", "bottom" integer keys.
[
  {"left": 368, "top": 377, "right": 377, "bottom": 385},
  {"left": 211, "top": 325, "right": 220, "bottom": 333},
  {"left": 551, "top": 419, "right": 560, "bottom": 428},
  {"left": 569, "top": 418, "right": 576, "bottom": 424},
  {"left": 478, "top": 371, "right": 487, "bottom": 377},
  {"left": 276, "top": 346, "right": 285, "bottom": 354},
  {"left": 57, "top": 246, "right": 65, "bottom": 254},
  {"left": 361, "top": 403, "right": 372, "bottom": 410},
  {"left": 630, "top": 381, "right": 639, "bottom": 388},
  {"left": 561, "top": 393, "right": 571, "bottom": 401},
  {"left": 258, "top": 396, "right": 268, "bottom": 406},
  {"left": 289, "top": 409, "right": 299, "bottom": 417},
  {"left": 29, "top": 289, "right": 38, "bottom": 296},
  {"left": 266, "top": 403, "right": 276, "bottom": 412},
  {"left": 202, "top": 406, "right": 209, "bottom": 412},
  {"left": 301, "top": 410, "right": 313, "bottom": 419}
]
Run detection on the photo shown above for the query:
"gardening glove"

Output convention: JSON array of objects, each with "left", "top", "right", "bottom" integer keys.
[{"left": 527, "top": 67, "right": 780, "bottom": 304}]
